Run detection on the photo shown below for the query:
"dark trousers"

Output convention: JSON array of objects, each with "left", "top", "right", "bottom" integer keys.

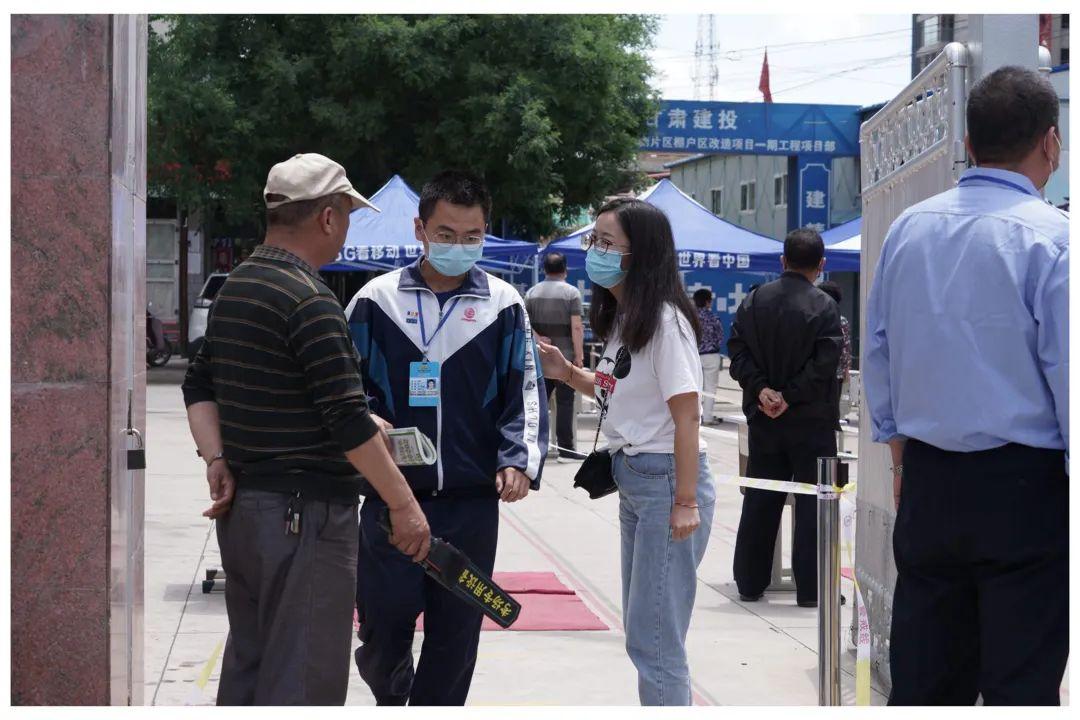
[
  {"left": 355, "top": 495, "right": 499, "bottom": 706},
  {"left": 888, "top": 440, "right": 1068, "bottom": 706},
  {"left": 215, "top": 487, "right": 359, "bottom": 705},
  {"left": 547, "top": 379, "right": 577, "bottom": 452},
  {"left": 733, "top": 419, "right": 836, "bottom": 604}
]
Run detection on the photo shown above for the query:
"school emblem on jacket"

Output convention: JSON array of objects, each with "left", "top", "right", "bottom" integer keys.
[
  {"left": 406, "top": 310, "right": 419, "bottom": 324},
  {"left": 463, "top": 307, "right": 477, "bottom": 322}
]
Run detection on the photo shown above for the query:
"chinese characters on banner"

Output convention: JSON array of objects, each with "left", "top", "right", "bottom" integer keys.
[
  {"left": 797, "top": 155, "right": 831, "bottom": 234},
  {"left": 336, "top": 244, "right": 423, "bottom": 264},
  {"left": 641, "top": 100, "right": 860, "bottom": 158}
]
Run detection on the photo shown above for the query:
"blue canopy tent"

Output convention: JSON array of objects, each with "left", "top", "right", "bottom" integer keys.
[
  {"left": 819, "top": 216, "right": 861, "bottom": 272},
  {"left": 321, "top": 175, "right": 537, "bottom": 275},
  {"left": 544, "top": 179, "right": 783, "bottom": 272}
]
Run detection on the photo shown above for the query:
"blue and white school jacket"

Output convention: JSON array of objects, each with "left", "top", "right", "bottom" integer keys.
[{"left": 344, "top": 259, "right": 548, "bottom": 497}]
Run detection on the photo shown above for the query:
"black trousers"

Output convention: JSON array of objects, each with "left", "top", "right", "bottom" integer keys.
[
  {"left": 215, "top": 488, "right": 359, "bottom": 705},
  {"left": 733, "top": 418, "right": 836, "bottom": 604},
  {"left": 355, "top": 495, "right": 499, "bottom": 706},
  {"left": 889, "top": 440, "right": 1069, "bottom": 706},
  {"left": 547, "top": 378, "right": 577, "bottom": 452}
]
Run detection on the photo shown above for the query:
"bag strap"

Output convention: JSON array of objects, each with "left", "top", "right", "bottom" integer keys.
[{"left": 591, "top": 342, "right": 612, "bottom": 453}]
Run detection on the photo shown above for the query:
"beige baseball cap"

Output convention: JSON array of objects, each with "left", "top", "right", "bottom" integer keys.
[{"left": 263, "top": 153, "right": 379, "bottom": 212}]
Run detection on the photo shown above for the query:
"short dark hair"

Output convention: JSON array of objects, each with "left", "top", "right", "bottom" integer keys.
[
  {"left": 418, "top": 170, "right": 492, "bottom": 224},
  {"left": 818, "top": 280, "right": 842, "bottom": 304},
  {"left": 692, "top": 288, "right": 713, "bottom": 308},
  {"left": 967, "top": 66, "right": 1059, "bottom": 165},
  {"left": 266, "top": 193, "right": 350, "bottom": 227},
  {"left": 544, "top": 252, "right": 567, "bottom": 275},
  {"left": 784, "top": 228, "right": 825, "bottom": 271}
]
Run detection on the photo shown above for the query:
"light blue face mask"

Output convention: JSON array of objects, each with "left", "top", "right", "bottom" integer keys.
[
  {"left": 585, "top": 246, "right": 629, "bottom": 288},
  {"left": 425, "top": 240, "right": 484, "bottom": 277}
]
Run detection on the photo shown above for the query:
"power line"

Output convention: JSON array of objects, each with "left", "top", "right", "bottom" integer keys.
[
  {"left": 657, "top": 53, "right": 910, "bottom": 95},
  {"left": 768, "top": 56, "right": 910, "bottom": 97},
  {"left": 650, "top": 26, "right": 910, "bottom": 62}
]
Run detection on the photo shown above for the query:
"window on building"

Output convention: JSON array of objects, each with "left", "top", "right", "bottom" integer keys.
[
  {"left": 773, "top": 174, "right": 787, "bottom": 207},
  {"left": 710, "top": 187, "right": 724, "bottom": 215},
  {"left": 740, "top": 181, "right": 756, "bottom": 213},
  {"left": 1062, "top": 47, "right": 1070, "bottom": 65},
  {"left": 916, "top": 14, "right": 954, "bottom": 48},
  {"left": 1062, "top": 14, "right": 1069, "bottom": 30}
]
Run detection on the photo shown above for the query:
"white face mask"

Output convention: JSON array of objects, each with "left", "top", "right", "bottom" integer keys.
[{"left": 1043, "top": 130, "right": 1062, "bottom": 194}]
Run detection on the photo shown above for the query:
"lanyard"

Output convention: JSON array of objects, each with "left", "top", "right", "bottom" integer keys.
[
  {"left": 958, "top": 174, "right": 1041, "bottom": 199},
  {"left": 416, "top": 291, "right": 460, "bottom": 355}
]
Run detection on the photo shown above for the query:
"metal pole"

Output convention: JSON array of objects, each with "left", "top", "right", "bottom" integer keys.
[{"left": 817, "top": 456, "right": 842, "bottom": 706}]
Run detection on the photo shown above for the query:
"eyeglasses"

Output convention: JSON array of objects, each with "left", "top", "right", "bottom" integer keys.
[
  {"left": 426, "top": 229, "right": 485, "bottom": 246},
  {"left": 581, "top": 231, "right": 630, "bottom": 256}
]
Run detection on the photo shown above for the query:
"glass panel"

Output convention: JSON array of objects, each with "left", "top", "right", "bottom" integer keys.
[
  {"left": 147, "top": 264, "right": 174, "bottom": 280},
  {"left": 711, "top": 189, "right": 723, "bottom": 214},
  {"left": 146, "top": 224, "right": 176, "bottom": 261},
  {"left": 147, "top": 283, "right": 175, "bottom": 317}
]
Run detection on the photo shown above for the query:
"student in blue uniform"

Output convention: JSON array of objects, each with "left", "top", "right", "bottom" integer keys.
[{"left": 345, "top": 170, "right": 547, "bottom": 706}]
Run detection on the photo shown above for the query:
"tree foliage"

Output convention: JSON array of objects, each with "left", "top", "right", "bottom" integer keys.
[{"left": 149, "top": 15, "right": 659, "bottom": 237}]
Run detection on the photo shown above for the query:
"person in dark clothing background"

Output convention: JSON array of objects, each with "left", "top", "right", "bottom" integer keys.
[
  {"left": 726, "top": 228, "right": 841, "bottom": 607},
  {"left": 818, "top": 280, "right": 851, "bottom": 428},
  {"left": 526, "top": 251, "right": 586, "bottom": 460}
]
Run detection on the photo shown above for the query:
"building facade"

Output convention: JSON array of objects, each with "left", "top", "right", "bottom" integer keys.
[{"left": 912, "top": 13, "right": 1069, "bottom": 75}]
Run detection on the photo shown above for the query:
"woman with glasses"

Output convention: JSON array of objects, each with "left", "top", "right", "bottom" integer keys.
[{"left": 536, "top": 197, "right": 714, "bottom": 706}]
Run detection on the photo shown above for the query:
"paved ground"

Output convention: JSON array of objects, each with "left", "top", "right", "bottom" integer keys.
[{"left": 144, "top": 357, "right": 881, "bottom": 706}]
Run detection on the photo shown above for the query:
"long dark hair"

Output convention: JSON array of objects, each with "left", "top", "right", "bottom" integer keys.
[{"left": 589, "top": 198, "right": 701, "bottom": 353}]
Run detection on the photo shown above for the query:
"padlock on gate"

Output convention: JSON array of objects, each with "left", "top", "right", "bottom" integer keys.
[{"left": 125, "top": 428, "right": 146, "bottom": 470}]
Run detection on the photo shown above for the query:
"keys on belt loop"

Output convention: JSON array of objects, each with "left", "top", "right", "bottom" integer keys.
[{"left": 285, "top": 492, "right": 303, "bottom": 535}]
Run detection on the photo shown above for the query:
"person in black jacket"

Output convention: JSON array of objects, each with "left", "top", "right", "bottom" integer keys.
[{"left": 726, "top": 228, "right": 841, "bottom": 607}]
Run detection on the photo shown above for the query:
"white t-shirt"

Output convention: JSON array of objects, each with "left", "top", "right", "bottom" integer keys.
[{"left": 595, "top": 304, "right": 706, "bottom": 455}]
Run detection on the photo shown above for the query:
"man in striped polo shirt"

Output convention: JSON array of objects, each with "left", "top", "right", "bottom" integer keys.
[{"left": 182, "top": 153, "right": 430, "bottom": 705}]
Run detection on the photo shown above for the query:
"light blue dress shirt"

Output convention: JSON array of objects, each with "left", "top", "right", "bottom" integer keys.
[{"left": 864, "top": 167, "right": 1069, "bottom": 456}]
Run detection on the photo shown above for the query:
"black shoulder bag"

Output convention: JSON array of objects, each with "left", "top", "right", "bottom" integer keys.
[{"left": 572, "top": 394, "right": 617, "bottom": 500}]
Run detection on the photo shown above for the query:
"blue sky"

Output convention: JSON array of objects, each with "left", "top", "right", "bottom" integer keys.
[{"left": 649, "top": 14, "right": 914, "bottom": 106}]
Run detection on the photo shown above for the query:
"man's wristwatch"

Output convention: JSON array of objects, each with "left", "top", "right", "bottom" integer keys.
[
  {"left": 205, "top": 451, "right": 226, "bottom": 467},
  {"left": 891, "top": 464, "right": 904, "bottom": 477}
]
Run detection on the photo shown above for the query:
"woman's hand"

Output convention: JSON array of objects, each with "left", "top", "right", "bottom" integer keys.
[
  {"left": 670, "top": 503, "right": 700, "bottom": 542},
  {"left": 537, "top": 340, "right": 571, "bottom": 383}
]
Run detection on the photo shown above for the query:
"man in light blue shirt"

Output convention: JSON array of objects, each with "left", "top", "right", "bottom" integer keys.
[{"left": 865, "top": 66, "right": 1068, "bottom": 706}]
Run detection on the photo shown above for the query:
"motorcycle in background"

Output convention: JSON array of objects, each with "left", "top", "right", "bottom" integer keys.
[{"left": 146, "top": 303, "right": 172, "bottom": 367}]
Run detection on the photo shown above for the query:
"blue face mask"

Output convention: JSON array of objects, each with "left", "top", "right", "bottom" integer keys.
[
  {"left": 425, "top": 241, "right": 484, "bottom": 277},
  {"left": 585, "top": 247, "right": 628, "bottom": 288}
]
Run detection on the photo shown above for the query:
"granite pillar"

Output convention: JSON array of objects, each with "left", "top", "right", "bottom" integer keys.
[{"left": 11, "top": 14, "right": 147, "bottom": 705}]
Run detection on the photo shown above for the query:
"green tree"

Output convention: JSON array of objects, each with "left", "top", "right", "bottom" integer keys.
[{"left": 149, "top": 15, "right": 659, "bottom": 238}]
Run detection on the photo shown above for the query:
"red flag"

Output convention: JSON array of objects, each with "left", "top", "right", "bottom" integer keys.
[
  {"left": 759, "top": 50, "right": 773, "bottom": 103},
  {"left": 1039, "top": 14, "right": 1053, "bottom": 50}
]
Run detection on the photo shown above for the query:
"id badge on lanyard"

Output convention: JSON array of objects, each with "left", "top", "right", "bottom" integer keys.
[{"left": 411, "top": 291, "right": 459, "bottom": 407}]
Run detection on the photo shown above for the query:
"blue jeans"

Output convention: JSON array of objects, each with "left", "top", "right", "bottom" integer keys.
[{"left": 613, "top": 450, "right": 715, "bottom": 706}]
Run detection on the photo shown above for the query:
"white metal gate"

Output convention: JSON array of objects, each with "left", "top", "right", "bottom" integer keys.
[
  {"left": 146, "top": 219, "right": 179, "bottom": 320},
  {"left": 855, "top": 41, "right": 970, "bottom": 692}
]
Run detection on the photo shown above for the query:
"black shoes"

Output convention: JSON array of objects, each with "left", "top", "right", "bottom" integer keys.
[{"left": 739, "top": 593, "right": 764, "bottom": 602}]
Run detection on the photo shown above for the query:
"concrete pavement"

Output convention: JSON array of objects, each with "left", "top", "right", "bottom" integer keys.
[{"left": 144, "top": 358, "right": 883, "bottom": 706}]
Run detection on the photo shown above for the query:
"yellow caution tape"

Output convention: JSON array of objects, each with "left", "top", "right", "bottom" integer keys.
[
  {"left": 841, "top": 499, "right": 872, "bottom": 705},
  {"left": 714, "top": 473, "right": 856, "bottom": 496},
  {"left": 184, "top": 635, "right": 226, "bottom": 705}
]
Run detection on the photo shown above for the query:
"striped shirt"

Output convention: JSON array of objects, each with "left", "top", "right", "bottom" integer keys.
[{"left": 182, "top": 244, "right": 379, "bottom": 502}]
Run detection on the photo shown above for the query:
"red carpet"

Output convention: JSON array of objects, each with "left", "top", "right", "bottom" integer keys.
[{"left": 356, "top": 572, "right": 609, "bottom": 633}]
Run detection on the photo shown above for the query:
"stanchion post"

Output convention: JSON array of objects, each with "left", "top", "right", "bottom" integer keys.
[{"left": 817, "top": 456, "right": 843, "bottom": 706}]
